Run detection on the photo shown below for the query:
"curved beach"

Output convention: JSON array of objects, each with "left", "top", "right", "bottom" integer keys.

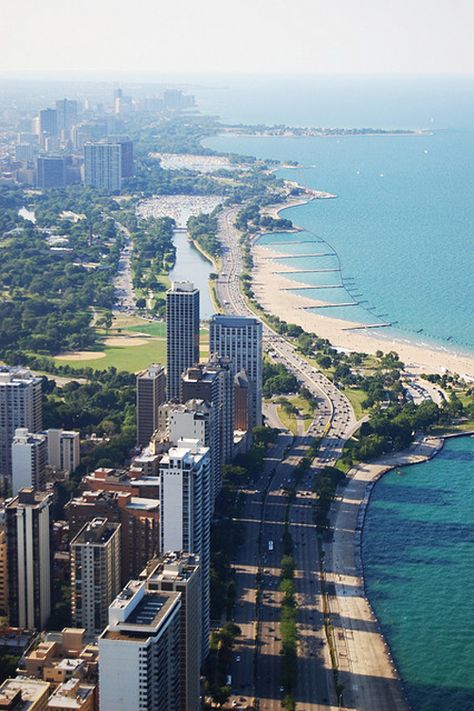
[
  {"left": 254, "top": 197, "right": 474, "bottom": 379},
  {"left": 323, "top": 436, "right": 443, "bottom": 711}
]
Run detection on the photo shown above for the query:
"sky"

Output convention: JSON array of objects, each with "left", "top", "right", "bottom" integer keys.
[{"left": 1, "top": 0, "right": 474, "bottom": 76}]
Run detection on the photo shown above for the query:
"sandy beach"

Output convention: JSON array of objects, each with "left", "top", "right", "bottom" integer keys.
[{"left": 252, "top": 242, "right": 474, "bottom": 378}]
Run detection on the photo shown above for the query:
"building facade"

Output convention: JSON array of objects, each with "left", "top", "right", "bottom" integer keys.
[
  {"left": 136, "top": 364, "right": 166, "bottom": 447},
  {"left": 46, "top": 429, "right": 80, "bottom": 475},
  {"left": 70, "top": 518, "right": 121, "bottom": 635},
  {"left": 0, "top": 367, "right": 43, "bottom": 482},
  {"left": 209, "top": 314, "right": 263, "bottom": 427},
  {"left": 84, "top": 142, "right": 121, "bottom": 192},
  {"left": 99, "top": 581, "right": 181, "bottom": 711},
  {"left": 12, "top": 428, "right": 47, "bottom": 496},
  {"left": 146, "top": 552, "right": 201, "bottom": 711},
  {"left": 158, "top": 441, "right": 211, "bottom": 658},
  {"left": 5, "top": 488, "right": 52, "bottom": 629},
  {"left": 166, "top": 282, "right": 200, "bottom": 401}
]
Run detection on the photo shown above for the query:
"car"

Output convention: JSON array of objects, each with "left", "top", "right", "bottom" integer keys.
[{"left": 236, "top": 655, "right": 241, "bottom": 662}]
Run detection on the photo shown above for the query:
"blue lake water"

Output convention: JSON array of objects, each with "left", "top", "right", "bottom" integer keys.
[
  {"left": 362, "top": 436, "right": 474, "bottom": 711},
  {"left": 206, "top": 130, "right": 474, "bottom": 353}
]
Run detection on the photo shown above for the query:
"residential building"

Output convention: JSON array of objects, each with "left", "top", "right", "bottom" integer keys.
[
  {"left": 83, "top": 142, "right": 121, "bottom": 192},
  {"left": 234, "top": 369, "right": 251, "bottom": 431},
  {"left": 12, "top": 428, "right": 47, "bottom": 496},
  {"left": 181, "top": 357, "right": 234, "bottom": 498},
  {"left": 136, "top": 365, "right": 166, "bottom": 447},
  {"left": 0, "top": 527, "right": 7, "bottom": 615},
  {"left": 158, "top": 440, "right": 211, "bottom": 658},
  {"left": 0, "top": 677, "right": 50, "bottom": 710},
  {"left": 5, "top": 488, "right": 52, "bottom": 629},
  {"left": 0, "top": 367, "right": 42, "bottom": 482},
  {"left": 166, "top": 282, "right": 200, "bottom": 401},
  {"left": 66, "top": 490, "right": 160, "bottom": 586},
  {"left": 99, "top": 580, "right": 181, "bottom": 711},
  {"left": 36, "top": 156, "right": 67, "bottom": 188},
  {"left": 108, "top": 135, "right": 134, "bottom": 177},
  {"left": 209, "top": 314, "right": 263, "bottom": 427},
  {"left": 46, "top": 429, "right": 80, "bottom": 475},
  {"left": 146, "top": 552, "right": 201, "bottom": 711},
  {"left": 70, "top": 518, "right": 121, "bottom": 635}
]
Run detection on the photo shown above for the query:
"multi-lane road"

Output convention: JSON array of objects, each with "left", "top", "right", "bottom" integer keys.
[{"left": 215, "top": 207, "right": 361, "bottom": 709}]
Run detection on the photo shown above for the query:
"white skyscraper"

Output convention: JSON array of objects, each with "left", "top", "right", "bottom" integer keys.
[
  {"left": 11, "top": 428, "right": 47, "bottom": 496},
  {"left": 209, "top": 314, "right": 263, "bottom": 427},
  {"left": 146, "top": 552, "right": 202, "bottom": 711},
  {"left": 99, "top": 580, "right": 181, "bottom": 711},
  {"left": 0, "top": 367, "right": 43, "bottom": 482},
  {"left": 166, "top": 282, "right": 200, "bottom": 401},
  {"left": 6, "top": 488, "right": 52, "bottom": 629},
  {"left": 158, "top": 440, "right": 211, "bottom": 658},
  {"left": 84, "top": 141, "right": 122, "bottom": 191},
  {"left": 46, "top": 428, "right": 80, "bottom": 475}
]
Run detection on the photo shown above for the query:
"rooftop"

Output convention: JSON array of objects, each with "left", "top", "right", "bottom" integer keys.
[{"left": 0, "top": 677, "right": 49, "bottom": 709}]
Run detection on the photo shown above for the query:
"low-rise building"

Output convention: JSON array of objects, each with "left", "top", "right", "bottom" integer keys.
[{"left": 0, "top": 677, "right": 50, "bottom": 711}]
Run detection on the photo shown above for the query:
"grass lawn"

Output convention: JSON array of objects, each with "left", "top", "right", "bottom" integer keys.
[
  {"left": 276, "top": 394, "right": 315, "bottom": 435},
  {"left": 276, "top": 404, "right": 298, "bottom": 435},
  {"left": 343, "top": 388, "right": 369, "bottom": 421},
  {"left": 51, "top": 327, "right": 210, "bottom": 373}
]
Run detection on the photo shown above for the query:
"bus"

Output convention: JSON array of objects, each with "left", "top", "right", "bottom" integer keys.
[{"left": 268, "top": 540, "right": 274, "bottom": 551}]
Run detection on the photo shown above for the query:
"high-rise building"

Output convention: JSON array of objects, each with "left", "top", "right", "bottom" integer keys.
[
  {"left": 181, "top": 357, "right": 234, "bottom": 498},
  {"left": 0, "top": 367, "right": 42, "bottom": 482},
  {"left": 12, "top": 428, "right": 47, "bottom": 496},
  {"left": 36, "top": 156, "right": 67, "bottom": 188},
  {"left": 210, "top": 314, "right": 263, "bottom": 427},
  {"left": 99, "top": 580, "right": 181, "bottom": 711},
  {"left": 0, "top": 527, "right": 7, "bottom": 615},
  {"left": 166, "top": 282, "right": 200, "bottom": 401},
  {"left": 46, "top": 429, "right": 80, "bottom": 475},
  {"left": 146, "top": 552, "right": 201, "bottom": 711},
  {"left": 234, "top": 369, "right": 251, "bottom": 431},
  {"left": 70, "top": 518, "right": 121, "bottom": 635},
  {"left": 136, "top": 364, "right": 166, "bottom": 447},
  {"left": 5, "top": 488, "right": 52, "bottom": 629},
  {"left": 159, "top": 398, "right": 217, "bottom": 502},
  {"left": 55, "top": 99, "right": 78, "bottom": 132},
  {"left": 84, "top": 142, "right": 121, "bottom": 192},
  {"left": 109, "top": 135, "right": 134, "bottom": 177},
  {"left": 159, "top": 440, "right": 211, "bottom": 658},
  {"left": 66, "top": 490, "right": 160, "bottom": 586},
  {"left": 39, "top": 108, "right": 58, "bottom": 137}
]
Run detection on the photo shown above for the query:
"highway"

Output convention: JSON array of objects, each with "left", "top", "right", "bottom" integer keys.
[{"left": 216, "top": 207, "right": 357, "bottom": 710}]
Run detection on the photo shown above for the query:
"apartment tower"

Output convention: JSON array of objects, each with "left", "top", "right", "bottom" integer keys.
[{"left": 166, "top": 282, "right": 200, "bottom": 401}]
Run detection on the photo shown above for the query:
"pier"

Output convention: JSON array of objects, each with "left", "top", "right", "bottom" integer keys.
[
  {"left": 301, "top": 302, "right": 359, "bottom": 309},
  {"left": 276, "top": 268, "right": 339, "bottom": 275},
  {"left": 267, "top": 252, "right": 334, "bottom": 260},
  {"left": 283, "top": 284, "right": 344, "bottom": 290},
  {"left": 342, "top": 322, "right": 392, "bottom": 330}
]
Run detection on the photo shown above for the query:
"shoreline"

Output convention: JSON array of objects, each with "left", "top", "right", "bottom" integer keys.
[
  {"left": 252, "top": 196, "right": 474, "bottom": 378},
  {"left": 324, "top": 435, "right": 446, "bottom": 711}
]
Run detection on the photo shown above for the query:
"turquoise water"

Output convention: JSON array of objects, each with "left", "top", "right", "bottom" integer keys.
[
  {"left": 206, "top": 131, "right": 474, "bottom": 353},
  {"left": 362, "top": 436, "right": 474, "bottom": 711}
]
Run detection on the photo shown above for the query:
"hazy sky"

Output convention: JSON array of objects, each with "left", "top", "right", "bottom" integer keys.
[{"left": 2, "top": 0, "right": 474, "bottom": 75}]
